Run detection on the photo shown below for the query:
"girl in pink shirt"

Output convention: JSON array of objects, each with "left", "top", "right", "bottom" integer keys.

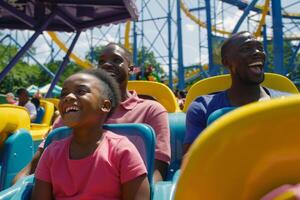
[{"left": 31, "top": 69, "right": 150, "bottom": 200}]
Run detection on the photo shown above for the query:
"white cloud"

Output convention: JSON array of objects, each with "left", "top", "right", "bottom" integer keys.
[{"left": 186, "top": 24, "right": 195, "bottom": 32}]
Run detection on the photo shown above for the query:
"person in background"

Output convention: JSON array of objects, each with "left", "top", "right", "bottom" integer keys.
[
  {"left": 6, "top": 92, "right": 17, "bottom": 104},
  {"left": 16, "top": 88, "right": 37, "bottom": 122}
]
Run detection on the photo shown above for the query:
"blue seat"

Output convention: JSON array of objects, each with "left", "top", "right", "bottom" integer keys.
[
  {"left": 33, "top": 107, "right": 45, "bottom": 124},
  {"left": 167, "top": 112, "right": 186, "bottom": 180},
  {"left": 0, "top": 129, "right": 33, "bottom": 190}
]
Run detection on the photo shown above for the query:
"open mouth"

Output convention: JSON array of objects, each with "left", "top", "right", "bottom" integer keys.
[
  {"left": 64, "top": 105, "right": 80, "bottom": 114},
  {"left": 248, "top": 61, "right": 263, "bottom": 74},
  {"left": 248, "top": 61, "right": 263, "bottom": 68}
]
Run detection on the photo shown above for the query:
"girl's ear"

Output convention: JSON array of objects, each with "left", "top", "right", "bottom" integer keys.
[{"left": 100, "top": 100, "right": 111, "bottom": 113}]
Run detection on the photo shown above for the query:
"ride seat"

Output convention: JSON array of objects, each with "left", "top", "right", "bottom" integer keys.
[
  {"left": 167, "top": 112, "right": 186, "bottom": 180},
  {"left": 0, "top": 105, "right": 33, "bottom": 191},
  {"left": 183, "top": 73, "right": 299, "bottom": 112},
  {"left": 33, "top": 107, "right": 45, "bottom": 124},
  {"left": 175, "top": 95, "right": 300, "bottom": 200}
]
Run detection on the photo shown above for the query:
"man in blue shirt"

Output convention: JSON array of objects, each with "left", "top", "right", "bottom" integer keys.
[{"left": 183, "top": 31, "right": 289, "bottom": 153}]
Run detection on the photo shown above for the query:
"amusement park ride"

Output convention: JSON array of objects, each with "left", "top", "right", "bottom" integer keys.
[
  {"left": 0, "top": 0, "right": 300, "bottom": 200},
  {"left": 1, "top": 0, "right": 300, "bottom": 90}
]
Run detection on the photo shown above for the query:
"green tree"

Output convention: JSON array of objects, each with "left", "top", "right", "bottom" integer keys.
[
  {"left": 0, "top": 43, "right": 83, "bottom": 94},
  {"left": 86, "top": 45, "right": 166, "bottom": 81},
  {"left": 0, "top": 44, "right": 41, "bottom": 94}
]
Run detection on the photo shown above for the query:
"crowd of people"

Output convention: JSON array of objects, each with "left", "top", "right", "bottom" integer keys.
[{"left": 3, "top": 31, "right": 293, "bottom": 199}]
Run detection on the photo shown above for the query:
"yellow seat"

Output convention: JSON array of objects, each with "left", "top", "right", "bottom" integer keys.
[
  {"left": 0, "top": 104, "right": 31, "bottom": 145},
  {"left": 39, "top": 100, "right": 54, "bottom": 125},
  {"left": 44, "top": 98, "right": 59, "bottom": 110},
  {"left": 175, "top": 95, "right": 300, "bottom": 200},
  {"left": 29, "top": 100, "right": 54, "bottom": 141},
  {"left": 128, "top": 81, "right": 180, "bottom": 112},
  {"left": 183, "top": 73, "right": 299, "bottom": 112}
]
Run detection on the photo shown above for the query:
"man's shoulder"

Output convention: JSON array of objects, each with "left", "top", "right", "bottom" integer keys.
[
  {"left": 137, "top": 98, "right": 167, "bottom": 111},
  {"left": 187, "top": 91, "right": 229, "bottom": 114},
  {"left": 192, "top": 91, "right": 228, "bottom": 106}
]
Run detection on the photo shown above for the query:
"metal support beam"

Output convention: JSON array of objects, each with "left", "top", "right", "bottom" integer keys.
[
  {"left": 0, "top": 10, "right": 57, "bottom": 81},
  {"left": 45, "top": 31, "right": 81, "bottom": 98},
  {"left": 189, "top": 7, "right": 206, "bottom": 12},
  {"left": 177, "top": 0, "right": 185, "bottom": 89},
  {"left": 262, "top": 25, "right": 269, "bottom": 72},
  {"left": 0, "top": 34, "right": 10, "bottom": 44},
  {"left": 6, "top": 35, "right": 55, "bottom": 78},
  {"left": 271, "top": 0, "right": 285, "bottom": 75},
  {"left": 133, "top": 21, "right": 138, "bottom": 66},
  {"left": 205, "top": 0, "right": 215, "bottom": 76},
  {"left": 232, "top": 0, "right": 259, "bottom": 34},
  {"left": 288, "top": 42, "right": 300, "bottom": 73},
  {"left": 168, "top": 0, "right": 173, "bottom": 89}
]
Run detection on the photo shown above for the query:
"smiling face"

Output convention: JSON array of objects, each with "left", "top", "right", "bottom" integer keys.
[
  {"left": 97, "top": 44, "right": 132, "bottom": 86},
  {"left": 58, "top": 73, "right": 111, "bottom": 128},
  {"left": 223, "top": 32, "right": 266, "bottom": 85}
]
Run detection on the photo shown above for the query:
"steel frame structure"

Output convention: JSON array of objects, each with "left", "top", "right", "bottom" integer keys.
[{"left": 1, "top": 0, "right": 300, "bottom": 91}]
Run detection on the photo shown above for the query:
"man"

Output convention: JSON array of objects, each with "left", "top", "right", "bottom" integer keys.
[
  {"left": 183, "top": 31, "right": 289, "bottom": 154},
  {"left": 14, "top": 43, "right": 170, "bottom": 183},
  {"left": 16, "top": 88, "right": 37, "bottom": 122}
]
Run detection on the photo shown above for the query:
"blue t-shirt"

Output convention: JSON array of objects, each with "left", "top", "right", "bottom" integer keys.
[{"left": 184, "top": 88, "right": 290, "bottom": 144}]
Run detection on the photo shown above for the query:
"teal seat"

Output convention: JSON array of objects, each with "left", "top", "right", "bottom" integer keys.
[
  {"left": 0, "top": 175, "right": 34, "bottom": 200},
  {"left": 33, "top": 107, "right": 45, "bottom": 124},
  {"left": 152, "top": 170, "right": 181, "bottom": 200},
  {"left": 207, "top": 107, "right": 237, "bottom": 125},
  {"left": 167, "top": 112, "right": 186, "bottom": 180},
  {"left": 0, "top": 129, "right": 33, "bottom": 190}
]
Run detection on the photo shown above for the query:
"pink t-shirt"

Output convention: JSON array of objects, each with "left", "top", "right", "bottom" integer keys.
[
  {"left": 43, "top": 91, "right": 171, "bottom": 164},
  {"left": 106, "top": 91, "right": 171, "bottom": 164},
  {"left": 35, "top": 130, "right": 147, "bottom": 200}
]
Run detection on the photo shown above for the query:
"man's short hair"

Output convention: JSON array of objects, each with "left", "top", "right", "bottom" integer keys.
[
  {"left": 221, "top": 31, "right": 251, "bottom": 60},
  {"left": 103, "top": 42, "right": 133, "bottom": 65}
]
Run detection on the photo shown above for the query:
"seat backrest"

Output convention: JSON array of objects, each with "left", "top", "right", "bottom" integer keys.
[
  {"left": 0, "top": 175, "right": 34, "bottom": 200},
  {"left": 128, "top": 81, "right": 181, "bottom": 112},
  {"left": 183, "top": 73, "right": 299, "bottom": 112},
  {"left": 45, "top": 124, "right": 156, "bottom": 186},
  {"left": 43, "top": 98, "right": 59, "bottom": 110},
  {"left": 167, "top": 112, "right": 186, "bottom": 180},
  {"left": 0, "top": 129, "right": 33, "bottom": 190},
  {"left": 0, "top": 105, "right": 33, "bottom": 190},
  {"left": 175, "top": 95, "right": 300, "bottom": 200},
  {"left": 206, "top": 107, "right": 237, "bottom": 125},
  {"left": 33, "top": 107, "right": 45, "bottom": 124},
  {"left": 39, "top": 100, "right": 54, "bottom": 125}
]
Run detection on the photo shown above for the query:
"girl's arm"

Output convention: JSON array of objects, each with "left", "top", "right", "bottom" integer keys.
[
  {"left": 121, "top": 174, "right": 150, "bottom": 200},
  {"left": 31, "top": 179, "right": 53, "bottom": 200}
]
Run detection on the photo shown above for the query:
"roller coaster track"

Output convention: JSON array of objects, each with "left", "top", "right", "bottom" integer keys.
[{"left": 181, "top": 0, "right": 300, "bottom": 39}]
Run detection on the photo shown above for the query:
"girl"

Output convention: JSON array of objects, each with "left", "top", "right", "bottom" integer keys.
[{"left": 31, "top": 69, "right": 150, "bottom": 200}]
